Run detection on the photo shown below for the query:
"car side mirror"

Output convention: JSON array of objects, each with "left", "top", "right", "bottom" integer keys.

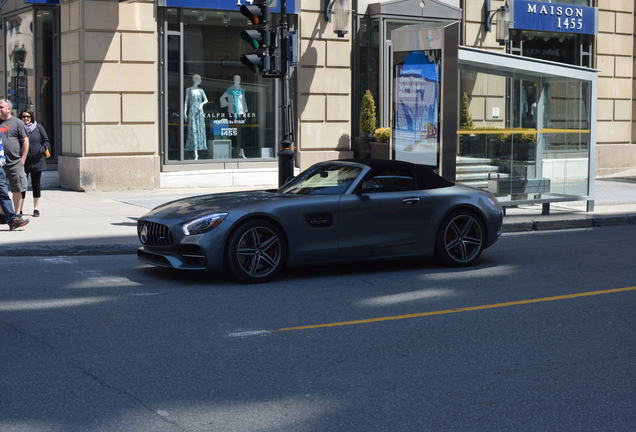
[{"left": 358, "top": 180, "right": 383, "bottom": 194}]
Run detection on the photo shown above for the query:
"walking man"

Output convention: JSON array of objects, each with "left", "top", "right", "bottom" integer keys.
[
  {"left": 0, "top": 129, "right": 29, "bottom": 230},
  {"left": 0, "top": 99, "right": 29, "bottom": 215}
]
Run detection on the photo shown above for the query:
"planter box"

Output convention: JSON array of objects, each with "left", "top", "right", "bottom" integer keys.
[
  {"left": 369, "top": 141, "right": 390, "bottom": 160},
  {"left": 352, "top": 137, "right": 371, "bottom": 159}
]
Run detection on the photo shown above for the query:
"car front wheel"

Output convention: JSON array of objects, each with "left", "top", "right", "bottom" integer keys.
[
  {"left": 435, "top": 211, "right": 485, "bottom": 267},
  {"left": 225, "top": 219, "right": 286, "bottom": 283}
]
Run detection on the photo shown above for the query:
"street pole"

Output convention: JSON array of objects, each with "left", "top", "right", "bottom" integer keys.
[{"left": 277, "top": 0, "right": 294, "bottom": 187}]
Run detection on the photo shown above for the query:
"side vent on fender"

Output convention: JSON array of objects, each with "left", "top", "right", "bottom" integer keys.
[{"left": 305, "top": 213, "right": 333, "bottom": 228}]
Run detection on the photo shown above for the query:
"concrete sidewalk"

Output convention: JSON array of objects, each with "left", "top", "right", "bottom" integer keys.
[{"left": 1, "top": 179, "right": 635, "bottom": 256}]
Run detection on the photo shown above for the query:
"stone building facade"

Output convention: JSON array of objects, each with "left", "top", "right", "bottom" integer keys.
[{"left": 0, "top": 0, "right": 633, "bottom": 191}]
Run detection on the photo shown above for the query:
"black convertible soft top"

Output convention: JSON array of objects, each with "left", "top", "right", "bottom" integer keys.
[{"left": 341, "top": 159, "right": 455, "bottom": 190}]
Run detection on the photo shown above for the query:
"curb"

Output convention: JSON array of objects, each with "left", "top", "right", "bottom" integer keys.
[
  {"left": 502, "top": 213, "right": 636, "bottom": 234},
  {"left": 0, "top": 244, "right": 139, "bottom": 257}
]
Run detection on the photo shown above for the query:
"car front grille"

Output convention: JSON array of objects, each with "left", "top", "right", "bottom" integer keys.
[{"left": 138, "top": 220, "right": 174, "bottom": 246}]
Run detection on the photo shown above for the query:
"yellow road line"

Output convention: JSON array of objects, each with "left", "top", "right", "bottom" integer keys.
[{"left": 272, "top": 286, "right": 636, "bottom": 333}]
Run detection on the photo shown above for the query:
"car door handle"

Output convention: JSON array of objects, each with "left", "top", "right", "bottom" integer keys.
[{"left": 402, "top": 197, "right": 421, "bottom": 205}]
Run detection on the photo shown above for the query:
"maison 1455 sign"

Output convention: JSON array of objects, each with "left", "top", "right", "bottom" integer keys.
[{"left": 511, "top": 1, "right": 597, "bottom": 35}]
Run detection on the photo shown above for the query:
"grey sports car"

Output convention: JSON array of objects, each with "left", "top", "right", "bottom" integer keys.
[{"left": 137, "top": 159, "right": 503, "bottom": 282}]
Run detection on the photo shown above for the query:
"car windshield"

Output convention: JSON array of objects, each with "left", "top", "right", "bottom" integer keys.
[{"left": 279, "top": 164, "right": 362, "bottom": 195}]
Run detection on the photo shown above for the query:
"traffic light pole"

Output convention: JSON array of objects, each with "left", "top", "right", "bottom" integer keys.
[{"left": 277, "top": 0, "right": 295, "bottom": 187}]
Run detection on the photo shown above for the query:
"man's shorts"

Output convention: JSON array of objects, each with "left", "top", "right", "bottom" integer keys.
[{"left": 4, "top": 161, "right": 28, "bottom": 193}]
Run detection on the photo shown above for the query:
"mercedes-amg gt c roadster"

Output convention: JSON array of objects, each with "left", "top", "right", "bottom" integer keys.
[{"left": 137, "top": 159, "right": 503, "bottom": 282}]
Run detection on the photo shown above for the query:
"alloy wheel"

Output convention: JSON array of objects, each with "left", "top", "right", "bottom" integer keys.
[
  {"left": 443, "top": 214, "right": 484, "bottom": 264},
  {"left": 235, "top": 226, "right": 282, "bottom": 279}
]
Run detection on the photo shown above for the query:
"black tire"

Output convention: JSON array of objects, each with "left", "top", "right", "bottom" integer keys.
[
  {"left": 225, "top": 219, "right": 286, "bottom": 283},
  {"left": 435, "top": 210, "right": 485, "bottom": 267}
]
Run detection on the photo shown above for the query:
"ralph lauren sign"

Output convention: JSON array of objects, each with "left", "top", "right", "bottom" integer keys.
[{"left": 511, "top": 1, "right": 597, "bottom": 35}]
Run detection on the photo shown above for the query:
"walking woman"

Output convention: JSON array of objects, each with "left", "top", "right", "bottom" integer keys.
[{"left": 18, "top": 110, "right": 50, "bottom": 217}]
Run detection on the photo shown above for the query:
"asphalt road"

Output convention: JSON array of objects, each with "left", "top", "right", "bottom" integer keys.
[{"left": 1, "top": 225, "right": 636, "bottom": 432}]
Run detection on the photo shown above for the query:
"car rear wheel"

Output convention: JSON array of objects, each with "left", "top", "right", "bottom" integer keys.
[
  {"left": 225, "top": 219, "right": 286, "bottom": 283},
  {"left": 435, "top": 211, "right": 485, "bottom": 267}
]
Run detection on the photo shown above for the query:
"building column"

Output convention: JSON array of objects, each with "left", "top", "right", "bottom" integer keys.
[
  {"left": 296, "top": 0, "right": 353, "bottom": 169},
  {"left": 59, "top": 0, "right": 159, "bottom": 191},
  {"left": 595, "top": 2, "right": 635, "bottom": 177}
]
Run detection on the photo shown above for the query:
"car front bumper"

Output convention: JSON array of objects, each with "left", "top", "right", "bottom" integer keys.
[{"left": 136, "top": 219, "right": 225, "bottom": 273}]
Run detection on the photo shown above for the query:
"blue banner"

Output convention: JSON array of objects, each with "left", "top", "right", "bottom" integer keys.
[
  {"left": 512, "top": 1, "right": 596, "bottom": 35},
  {"left": 159, "top": 0, "right": 297, "bottom": 14}
]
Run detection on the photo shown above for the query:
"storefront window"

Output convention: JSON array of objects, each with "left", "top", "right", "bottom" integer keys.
[
  {"left": 510, "top": 30, "right": 593, "bottom": 67},
  {"left": 34, "top": 9, "right": 57, "bottom": 159},
  {"left": 5, "top": 9, "right": 58, "bottom": 159},
  {"left": 164, "top": 8, "right": 285, "bottom": 162},
  {"left": 5, "top": 11, "right": 35, "bottom": 114}
]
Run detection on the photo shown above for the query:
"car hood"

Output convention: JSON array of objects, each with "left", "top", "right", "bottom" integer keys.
[{"left": 142, "top": 190, "right": 289, "bottom": 221}]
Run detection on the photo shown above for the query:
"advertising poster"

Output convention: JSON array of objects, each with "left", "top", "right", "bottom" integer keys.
[{"left": 393, "top": 50, "right": 441, "bottom": 166}]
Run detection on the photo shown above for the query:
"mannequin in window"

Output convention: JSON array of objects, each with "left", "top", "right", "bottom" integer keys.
[
  {"left": 184, "top": 74, "right": 208, "bottom": 160},
  {"left": 220, "top": 75, "right": 248, "bottom": 158}
]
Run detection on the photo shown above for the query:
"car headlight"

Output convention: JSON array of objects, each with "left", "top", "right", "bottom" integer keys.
[{"left": 182, "top": 212, "right": 228, "bottom": 236}]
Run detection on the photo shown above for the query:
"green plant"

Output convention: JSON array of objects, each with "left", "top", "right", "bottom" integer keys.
[
  {"left": 373, "top": 127, "right": 390, "bottom": 143},
  {"left": 359, "top": 90, "right": 377, "bottom": 136},
  {"left": 518, "top": 132, "right": 537, "bottom": 143},
  {"left": 460, "top": 92, "right": 474, "bottom": 129}
]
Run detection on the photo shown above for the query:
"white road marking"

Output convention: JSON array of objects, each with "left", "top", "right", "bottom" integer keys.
[
  {"left": 358, "top": 288, "right": 456, "bottom": 307},
  {"left": 226, "top": 330, "right": 271, "bottom": 338},
  {"left": 0, "top": 296, "right": 114, "bottom": 311},
  {"left": 40, "top": 257, "right": 76, "bottom": 264},
  {"left": 67, "top": 276, "right": 142, "bottom": 289}
]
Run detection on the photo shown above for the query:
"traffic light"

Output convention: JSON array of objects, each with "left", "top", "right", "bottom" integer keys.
[{"left": 239, "top": 0, "right": 271, "bottom": 74}]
